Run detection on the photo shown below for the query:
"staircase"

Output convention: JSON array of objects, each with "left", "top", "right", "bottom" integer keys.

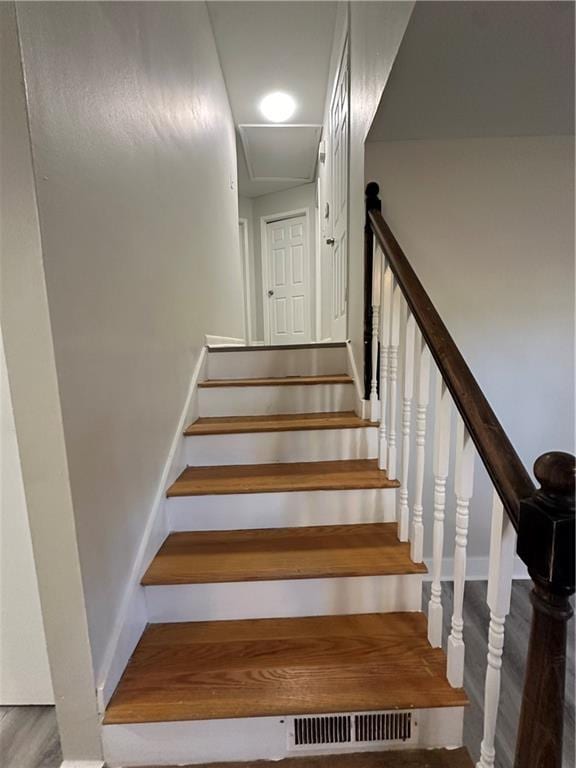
[{"left": 102, "top": 342, "right": 471, "bottom": 767}]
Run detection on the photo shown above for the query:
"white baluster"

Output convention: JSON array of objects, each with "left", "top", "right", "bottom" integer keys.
[
  {"left": 398, "top": 310, "right": 416, "bottom": 542},
  {"left": 428, "top": 371, "right": 452, "bottom": 647},
  {"left": 387, "top": 285, "right": 401, "bottom": 479},
  {"left": 383, "top": 283, "right": 400, "bottom": 520},
  {"left": 411, "top": 330, "right": 430, "bottom": 563},
  {"left": 377, "top": 267, "right": 393, "bottom": 470},
  {"left": 476, "top": 492, "right": 516, "bottom": 768},
  {"left": 447, "top": 416, "right": 476, "bottom": 686},
  {"left": 369, "top": 242, "right": 382, "bottom": 423}
]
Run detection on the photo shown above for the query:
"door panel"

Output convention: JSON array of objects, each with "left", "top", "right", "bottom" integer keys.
[
  {"left": 266, "top": 215, "right": 310, "bottom": 345},
  {"left": 329, "top": 40, "right": 349, "bottom": 341}
]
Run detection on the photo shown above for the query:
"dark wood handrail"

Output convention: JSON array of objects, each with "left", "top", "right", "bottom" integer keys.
[{"left": 367, "top": 204, "right": 534, "bottom": 529}]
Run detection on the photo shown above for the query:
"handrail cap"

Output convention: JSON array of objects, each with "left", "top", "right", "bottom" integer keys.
[
  {"left": 365, "top": 181, "right": 380, "bottom": 198},
  {"left": 534, "top": 452, "right": 575, "bottom": 496}
]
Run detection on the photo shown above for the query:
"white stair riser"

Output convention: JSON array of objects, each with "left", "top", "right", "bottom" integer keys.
[
  {"left": 207, "top": 347, "right": 348, "bottom": 379},
  {"left": 167, "top": 488, "right": 396, "bottom": 532},
  {"left": 184, "top": 427, "right": 377, "bottom": 465},
  {"left": 103, "top": 707, "right": 464, "bottom": 766},
  {"left": 144, "top": 574, "right": 423, "bottom": 623},
  {"left": 199, "top": 383, "right": 355, "bottom": 416}
]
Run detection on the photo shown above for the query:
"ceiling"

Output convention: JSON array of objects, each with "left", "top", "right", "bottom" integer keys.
[
  {"left": 208, "top": 1, "right": 337, "bottom": 197},
  {"left": 368, "top": 1, "right": 575, "bottom": 142}
]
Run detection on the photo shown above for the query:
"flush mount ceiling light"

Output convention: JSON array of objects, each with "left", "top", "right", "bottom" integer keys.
[{"left": 259, "top": 91, "right": 296, "bottom": 123}]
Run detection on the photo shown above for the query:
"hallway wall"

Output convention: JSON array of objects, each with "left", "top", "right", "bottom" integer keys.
[
  {"left": 346, "top": 1, "right": 415, "bottom": 382},
  {"left": 15, "top": 0, "right": 243, "bottom": 689}
]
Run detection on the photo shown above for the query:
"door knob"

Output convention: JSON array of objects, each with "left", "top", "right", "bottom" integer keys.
[
  {"left": 326, "top": 238, "right": 335, "bottom": 246},
  {"left": 267, "top": 290, "right": 274, "bottom": 297}
]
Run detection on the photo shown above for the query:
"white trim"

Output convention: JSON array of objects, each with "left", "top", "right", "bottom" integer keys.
[
  {"left": 204, "top": 334, "right": 245, "bottom": 347},
  {"left": 346, "top": 340, "right": 368, "bottom": 419},
  {"left": 238, "top": 124, "right": 323, "bottom": 182},
  {"left": 103, "top": 707, "right": 464, "bottom": 767},
  {"left": 60, "top": 762, "right": 105, "bottom": 768},
  {"left": 423, "top": 555, "right": 530, "bottom": 582},
  {"left": 315, "top": 177, "right": 322, "bottom": 342},
  {"left": 238, "top": 217, "right": 253, "bottom": 345},
  {"left": 96, "top": 346, "right": 208, "bottom": 712},
  {"left": 260, "top": 207, "right": 313, "bottom": 346}
]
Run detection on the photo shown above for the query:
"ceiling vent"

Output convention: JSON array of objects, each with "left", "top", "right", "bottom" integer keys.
[
  {"left": 238, "top": 124, "right": 322, "bottom": 182},
  {"left": 287, "top": 710, "right": 417, "bottom": 753}
]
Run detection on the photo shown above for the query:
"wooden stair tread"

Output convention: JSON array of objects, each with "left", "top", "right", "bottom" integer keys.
[
  {"left": 184, "top": 411, "right": 374, "bottom": 436},
  {"left": 142, "top": 747, "right": 474, "bottom": 768},
  {"left": 198, "top": 374, "right": 352, "bottom": 388},
  {"left": 142, "top": 523, "right": 427, "bottom": 585},
  {"left": 166, "top": 459, "right": 399, "bottom": 497},
  {"left": 208, "top": 342, "right": 346, "bottom": 353},
  {"left": 104, "top": 612, "right": 468, "bottom": 724}
]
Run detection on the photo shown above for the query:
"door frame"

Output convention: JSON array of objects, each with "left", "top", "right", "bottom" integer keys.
[
  {"left": 238, "top": 217, "right": 253, "bottom": 345},
  {"left": 260, "top": 207, "right": 312, "bottom": 346}
]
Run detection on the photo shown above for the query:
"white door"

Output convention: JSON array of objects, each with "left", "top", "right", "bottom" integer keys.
[
  {"left": 265, "top": 215, "right": 310, "bottom": 345},
  {"left": 328, "top": 39, "right": 349, "bottom": 341}
]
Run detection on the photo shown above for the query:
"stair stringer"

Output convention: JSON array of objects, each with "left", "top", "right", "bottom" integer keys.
[
  {"left": 95, "top": 345, "right": 208, "bottom": 713},
  {"left": 346, "top": 339, "right": 370, "bottom": 420},
  {"left": 103, "top": 707, "right": 465, "bottom": 767}
]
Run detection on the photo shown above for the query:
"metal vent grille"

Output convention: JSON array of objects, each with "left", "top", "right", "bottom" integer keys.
[
  {"left": 355, "top": 711, "right": 412, "bottom": 743},
  {"left": 289, "top": 711, "right": 415, "bottom": 751},
  {"left": 294, "top": 714, "right": 352, "bottom": 746}
]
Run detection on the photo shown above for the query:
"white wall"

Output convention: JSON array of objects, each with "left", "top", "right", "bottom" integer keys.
[
  {"left": 0, "top": 336, "right": 53, "bottom": 705},
  {"left": 365, "top": 136, "right": 575, "bottom": 562},
  {"left": 347, "top": 2, "right": 415, "bottom": 386},
  {"left": 0, "top": 3, "right": 102, "bottom": 759},
  {"left": 15, "top": 0, "right": 244, "bottom": 690},
  {"left": 238, "top": 195, "right": 257, "bottom": 343},
  {"left": 249, "top": 183, "right": 318, "bottom": 342}
]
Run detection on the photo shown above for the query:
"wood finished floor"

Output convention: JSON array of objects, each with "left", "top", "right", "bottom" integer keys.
[
  {"left": 166, "top": 459, "right": 399, "bottom": 497},
  {"left": 142, "top": 523, "right": 427, "bottom": 585},
  {"left": 184, "top": 411, "right": 374, "bottom": 435},
  {"left": 3, "top": 583, "right": 574, "bottom": 768},
  {"left": 198, "top": 374, "right": 353, "bottom": 388}
]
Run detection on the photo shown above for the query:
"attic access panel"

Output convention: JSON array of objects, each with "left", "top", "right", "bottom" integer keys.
[{"left": 239, "top": 124, "right": 322, "bottom": 183}]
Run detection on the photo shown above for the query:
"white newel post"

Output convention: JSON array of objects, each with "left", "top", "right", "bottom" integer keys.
[
  {"left": 428, "top": 371, "right": 452, "bottom": 647},
  {"left": 476, "top": 492, "right": 516, "bottom": 768},
  {"left": 411, "top": 330, "right": 430, "bottom": 563},
  {"left": 369, "top": 242, "right": 382, "bottom": 423},
  {"left": 447, "top": 417, "right": 476, "bottom": 686},
  {"left": 398, "top": 311, "right": 415, "bottom": 542},
  {"left": 377, "top": 267, "right": 393, "bottom": 470}
]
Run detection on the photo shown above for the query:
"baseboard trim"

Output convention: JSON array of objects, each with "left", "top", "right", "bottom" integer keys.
[
  {"left": 60, "top": 761, "right": 105, "bottom": 768},
  {"left": 423, "top": 555, "right": 530, "bottom": 582},
  {"left": 96, "top": 346, "right": 208, "bottom": 713},
  {"left": 205, "top": 334, "right": 246, "bottom": 347}
]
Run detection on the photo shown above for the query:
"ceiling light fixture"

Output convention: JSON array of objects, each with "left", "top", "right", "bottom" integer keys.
[{"left": 259, "top": 91, "right": 296, "bottom": 123}]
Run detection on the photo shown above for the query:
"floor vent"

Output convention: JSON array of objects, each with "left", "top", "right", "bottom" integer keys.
[{"left": 288, "top": 710, "right": 417, "bottom": 752}]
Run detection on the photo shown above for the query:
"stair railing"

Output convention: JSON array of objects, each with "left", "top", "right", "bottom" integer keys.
[{"left": 363, "top": 182, "right": 574, "bottom": 768}]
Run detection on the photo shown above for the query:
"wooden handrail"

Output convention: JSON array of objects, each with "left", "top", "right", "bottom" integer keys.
[{"left": 367, "top": 203, "right": 534, "bottom": 529}]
